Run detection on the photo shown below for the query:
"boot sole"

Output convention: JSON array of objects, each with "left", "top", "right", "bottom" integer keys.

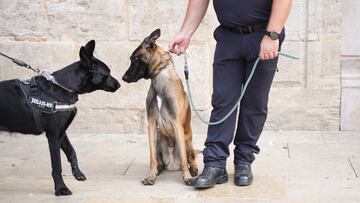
[
  {"left": 194, "top": 174, "right": 229, "bottom": 189},
  {"left": 234, "top": 178, "right": 253, "bottom": 186}
]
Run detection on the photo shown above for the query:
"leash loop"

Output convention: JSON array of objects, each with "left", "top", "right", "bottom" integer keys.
[
  {"left": 184, "top": 52, "right": 299, "bottom": 126},
  {"left": 0, "top": 51, "right": 73, "bottom": 92},
  {"left": 0, "top": 52, "right": 40, "bottom": 73}
]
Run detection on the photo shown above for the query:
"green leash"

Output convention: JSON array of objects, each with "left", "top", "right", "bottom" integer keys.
[{"left": 183, "top": 52, "right": 299, "bottom": 126}]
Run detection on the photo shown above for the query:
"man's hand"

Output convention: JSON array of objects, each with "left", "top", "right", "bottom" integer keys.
[
  {"left": 259, "top": 35, "right": 279, "bottom": 60},
  {"left": 260, "top": 0, "right": 292, "bottom": 60},
  {"left": 168, "top": 32, "right": 191, "bottom": 55},
  {"left": 168, "top": 0, "right": 210, "bottom": 55}
]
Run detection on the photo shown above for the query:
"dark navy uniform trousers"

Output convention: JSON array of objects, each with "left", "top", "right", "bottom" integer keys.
[{"left": 203, "top": 25, "right": 285, "bottom": 168}]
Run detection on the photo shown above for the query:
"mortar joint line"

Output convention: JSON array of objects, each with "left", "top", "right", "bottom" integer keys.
[
  {"left": 123, "top": 158, "right": 135, "bottom": 176},
  {"left": 348, "top": 158, "right": 358, "bottom": 178},
  {"left": 287, "top": 143, "right": 291, "bottom": 159}
]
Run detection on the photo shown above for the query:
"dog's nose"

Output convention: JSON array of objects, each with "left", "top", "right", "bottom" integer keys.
[
  {"left": 115, "top": 80, "right": 121, "bottom": 89},
  {"left": 122, "top": 74, "right": 129, "bottom": 82}
]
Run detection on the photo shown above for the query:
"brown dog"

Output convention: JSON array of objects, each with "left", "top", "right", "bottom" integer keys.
[{"left": 122, "top": 29, "right": 198, "bottom": 185}]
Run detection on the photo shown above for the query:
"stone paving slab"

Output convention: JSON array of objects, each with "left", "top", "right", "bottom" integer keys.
[
  {"left": 285, "top": 176, "right": 360, "bottom": 203},
  {"left": 197, "top": 175, "right": 286, "bottom": 200},
  {"left": 258, "top": 130, "right": 325, "bottom": 145},
  {"left": 289, "top": 142, "right": 358, "bottom": 160},
  {"left": 0, "top": 131, "right": 360, "bottom": 202},
  {"left": 322, "top": 131, "right": 360, "bottom": 144}
]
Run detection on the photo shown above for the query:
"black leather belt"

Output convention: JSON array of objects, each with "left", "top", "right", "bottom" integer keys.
[{"left": 221, "top": 22, "right": 268, "bottom": 34}]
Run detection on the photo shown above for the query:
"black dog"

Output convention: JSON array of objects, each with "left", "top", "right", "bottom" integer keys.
[{"left": 0, "top": 40, "right": 120, "bottom": 196}]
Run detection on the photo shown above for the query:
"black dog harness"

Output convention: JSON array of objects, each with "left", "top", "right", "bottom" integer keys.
[
  {"left": 19, "top": 78, "right": 76, "bottom": 113},
  {"left": 18, "top": 77, "right": 76, "bottom": 132},
  {"left": 0, "top": 51, "right": 76, "bottom": 132}
]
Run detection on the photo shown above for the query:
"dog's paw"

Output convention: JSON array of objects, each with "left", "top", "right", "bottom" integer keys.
[
  {"left": 55, "top": 186, "right": 72, "bottom": 196},
  {"left": 141, "top": 177, "right": 156, "bottom": 186},
  {"left": 157, "top": 165, "right": 164, "bottom": 175},
  {"left": 189, "top": 167, "right": 198, "bottom": 177},
  {"left": 184, "top": 178, "right": 195, "bottom": 186},
  {"left": 72, "top": 169, "right": 87, "bottom": 181}
]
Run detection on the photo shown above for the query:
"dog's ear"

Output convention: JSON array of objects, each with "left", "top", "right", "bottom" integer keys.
[
  {"left": 142, "top": 29, "right": 161, "bottom": 49},
  {"left": 79, "top": 46, "right": 92, "bottom": 66},
  {"left": 84, "top": 40, "right": 95, "bottom": 56}
]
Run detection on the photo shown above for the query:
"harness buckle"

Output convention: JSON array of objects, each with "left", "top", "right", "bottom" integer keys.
[{"left": 52, "top": 102, "right": 58, "bottom": 113}]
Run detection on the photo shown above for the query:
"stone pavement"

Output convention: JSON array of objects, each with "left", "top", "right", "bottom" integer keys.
[{"left": 0, "top": 131, "right": 359, "bottom": 203}]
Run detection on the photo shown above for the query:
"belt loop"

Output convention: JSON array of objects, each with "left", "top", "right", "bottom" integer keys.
[{"left": 248, "top": 26, "right": 253, "bottom": 33}]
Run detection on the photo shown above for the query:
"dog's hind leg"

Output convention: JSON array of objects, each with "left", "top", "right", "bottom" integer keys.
[
  {"left": 186, "top": 139, "right": 198, "bottom": 177},
  {"left": 184, "top": 104, "right": 197, "bottom": 177},
  {"left": 156, "top": 134, "right": 165, "bottom": 175},
  {"left": 61, "top": 133, "right": 86, "bottom": 181},
  {"left": 173, "top": 122, "right": 194, "bottom": 186},
  {"left": 185, "top": 123, "right": 197, "bottom": 176},
  {"left": 156, "top": 152, "right": 165, "bottom": 175},
  {"left": 46, "top": 132, "right": 72, "bottom": 196}
]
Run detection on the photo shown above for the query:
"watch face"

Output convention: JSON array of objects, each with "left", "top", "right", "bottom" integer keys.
[{"left": 269, "top": 32, "right": 279, "bottom": 40}]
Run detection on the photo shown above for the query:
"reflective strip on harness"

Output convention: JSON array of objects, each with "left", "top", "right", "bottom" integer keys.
[{"left": 55, "top": 104, "right": 76, "bottom": 111}]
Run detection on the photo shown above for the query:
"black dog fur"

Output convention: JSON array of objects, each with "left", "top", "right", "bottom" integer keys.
[{"left": 0, "top": 40, "right": 120, "bottom": 196}]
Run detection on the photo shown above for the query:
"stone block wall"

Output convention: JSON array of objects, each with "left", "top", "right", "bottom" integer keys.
[
  {"left": 0, "top": 0, "right": 342, "bottom": 133},
  {"left": 341, "top": 0, "right": 360, "bottom": 131}
]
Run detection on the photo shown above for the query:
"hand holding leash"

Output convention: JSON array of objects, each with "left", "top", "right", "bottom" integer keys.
[{"left": 168, "top": 32, "right": 191, "bottom": 55}]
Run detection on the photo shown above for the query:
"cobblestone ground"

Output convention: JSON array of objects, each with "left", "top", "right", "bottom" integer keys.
[{"left": 0, "top": 131, "right": 359, "bottom": 203}]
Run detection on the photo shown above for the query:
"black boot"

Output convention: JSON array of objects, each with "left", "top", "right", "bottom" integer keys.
[
  {"left": 193, "top": 166, "right": 228, "bottom": 189},
  {"left": 234, "top": 162, "right": 253, "bottom": 186}
]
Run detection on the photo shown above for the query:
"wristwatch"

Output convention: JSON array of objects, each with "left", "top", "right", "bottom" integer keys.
[{"left": 265, "top": 31, "right": 280, "bottom": 40}]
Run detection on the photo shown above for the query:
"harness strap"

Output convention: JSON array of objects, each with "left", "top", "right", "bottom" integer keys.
[
  {"left": 30, "top": 77, "right": 41, "bottom": 96},
  {"left": 32, "top": 109, "right": 44, "bottom": 132}
]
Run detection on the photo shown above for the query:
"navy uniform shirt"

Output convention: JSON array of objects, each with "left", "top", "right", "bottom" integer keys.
[{"left": 213, "top": 0, "right": 273, "bottom": 26}]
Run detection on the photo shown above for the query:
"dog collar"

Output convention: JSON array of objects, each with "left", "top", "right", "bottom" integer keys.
[
  {"left": 148, "top": 52, "right": 173, "bottom": 79},
  {"left": 40, "top": 71, "right": 74, "bottom": 93}
]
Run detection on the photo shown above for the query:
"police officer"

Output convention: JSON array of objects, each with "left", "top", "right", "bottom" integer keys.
[{"left": 169, "top": 0, "right": 292, "bottom": 188}]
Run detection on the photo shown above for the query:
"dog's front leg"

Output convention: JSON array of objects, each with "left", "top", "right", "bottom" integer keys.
[
  {"left": 46, "top": 133, "right": 72, "bottom": 196},
  {"left": 173, "top": 122, "right": 194, "bottom": 186},
  {"left": 61, "top": 133, "right": 86, "bottom": 181},
  {"left": 142, "top": 119, "right": 159, "bottom": 185},
  {"left": 142, "top": 85, "right": 159, "bottom": 185}
]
